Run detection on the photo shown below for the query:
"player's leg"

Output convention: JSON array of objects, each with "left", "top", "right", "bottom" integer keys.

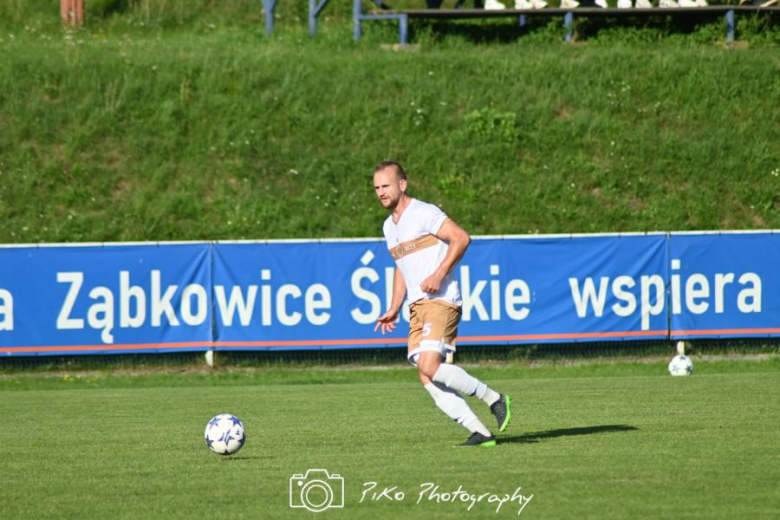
[
  {"left": 408, "top": 302, "right": 495, "bottom": 446},
  {"left": 427, "top": 302, "right": 513, "bottom": 433},
  {"left": 417, "top": 351, "right": 494, "bottom": 442},
  {"left": 424, "top": 356, "right": 512, "bottom": 431},
  {"left": 412, "top": 302, "right": 499, "bottom": 404}
]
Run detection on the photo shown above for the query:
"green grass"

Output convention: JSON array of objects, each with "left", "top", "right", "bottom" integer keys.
[
  {"left": 1, "top": 7, "right": 778, "bottom": 517},
  {"left": 0, "top": 6, "right": 778, "bottom": 242},
  {"left": 1, "top": 359, "right": 779, "bottom": 518}
]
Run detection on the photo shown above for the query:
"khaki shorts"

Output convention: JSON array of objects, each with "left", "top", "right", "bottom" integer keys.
[{"left": 406, "top": 299, "right": 461, "bottom": 366}]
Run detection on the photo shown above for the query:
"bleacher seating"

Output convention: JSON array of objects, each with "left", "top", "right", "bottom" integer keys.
[{"left": 309, "top": 0, "right": 779, "bottom": 43}]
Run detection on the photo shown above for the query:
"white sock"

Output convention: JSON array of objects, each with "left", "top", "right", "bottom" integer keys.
[
  {"left": 424, "top": 382, "right": 491, "bottom": 436},
  {"left": 432, "top": 364, "right": 501, "bottom": 406},
  {"left": 462, "top": 415, "right": 493, "bottom": 437}
]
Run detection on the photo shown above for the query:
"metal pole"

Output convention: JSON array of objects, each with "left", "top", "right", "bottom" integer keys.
[
  {"left": 309, "top": 0, "right": 317, "bottom": 36},
  {"left": 725, "top": 10, "right": 735, "bottom": 43},
  {"left": 262, "top": 0, "right": 275, "bottom": 35},
  {"left": 564, "top": 12, "right": 574, "bottom": 42},
  {"left": 354, "top": 0, "right": 362, "bottom": 41},
  {"left": 399, "top": 14, "right": 409, "bottom": 44}
]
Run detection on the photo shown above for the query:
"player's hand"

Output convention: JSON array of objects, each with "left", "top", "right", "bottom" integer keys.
[
  {"left": 374, "top": 309, "right": 399, "bottom": 335},
  {"left": 420, "top": 272, "right": 444, "bottom": 294}
]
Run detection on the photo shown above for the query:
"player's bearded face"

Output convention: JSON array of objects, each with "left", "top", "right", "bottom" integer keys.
[{"left": 374, "top": 170, "right": 405, "bottom": 210}]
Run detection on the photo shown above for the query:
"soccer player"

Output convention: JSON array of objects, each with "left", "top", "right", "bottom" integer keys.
[{"left": 372, "top": 161, "right": 511, "bottom": 447}]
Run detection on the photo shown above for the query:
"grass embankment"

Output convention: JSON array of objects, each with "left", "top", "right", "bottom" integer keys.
[{"left": 0, "top": 2, "right": 778, "bottom": 242}]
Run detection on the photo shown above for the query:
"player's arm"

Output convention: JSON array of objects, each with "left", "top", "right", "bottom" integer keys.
[
  {"left": 375, "top": 267, "right": 407, "bottom": 335},
  {"left": 420, "top": 220, "right": 471, "bottom": 294}
]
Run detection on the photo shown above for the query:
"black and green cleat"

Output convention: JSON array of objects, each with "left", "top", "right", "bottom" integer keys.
[
  {"left": 457, "top": 432, "right": 497, "bottom": 448},
  {"left": 490, "top": 394, "right": 512, "bottom": 433}
]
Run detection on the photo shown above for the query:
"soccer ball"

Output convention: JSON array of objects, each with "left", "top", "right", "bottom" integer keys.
[
  {"left": 668, "top": 355, "right": 693, "bottom": 376},
  {"left": 204, "top": 414, "right": 246, "bottom": 455}
]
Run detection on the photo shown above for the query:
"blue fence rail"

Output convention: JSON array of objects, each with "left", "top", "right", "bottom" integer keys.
[
  {"left": 348, "top": 3, "right": 780, "bottom": 44},
  {"left": 257, "top": 2, "right": 778, "bottom": 43}
]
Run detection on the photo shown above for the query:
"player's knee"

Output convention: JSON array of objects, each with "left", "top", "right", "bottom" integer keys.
[
  {"left": 418, "top": 365, "right": 436, "bottom": 381},
  {"left": 418, "top": 372, "right": 431, "bottom": 386},
  {"left": 417, "top": 355, "right": 441, "bottom": 380}
]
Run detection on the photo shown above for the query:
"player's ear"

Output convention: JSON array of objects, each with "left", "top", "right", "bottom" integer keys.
[{"left": 399, "top": 178, "right": 407, "bottom": 193}]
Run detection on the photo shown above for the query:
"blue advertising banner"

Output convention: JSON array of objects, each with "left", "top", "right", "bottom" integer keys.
[
  {"left": 211, "top": 235, "right": 668, "bottom": 350},
  {"left": 0, "top": 243, "right": 212, "bottom": 355},
  {"left": 453, "top": 234, "right": 669, "bottom": 345},
  {"left": 0, "top": 232, "right": 777, "bottom": 356},
  {"left": 669, "top": 232, "right": 780, "bottom": 339},
  {"left": 212, "top": 240, "right": 399, "bottom": 350}
]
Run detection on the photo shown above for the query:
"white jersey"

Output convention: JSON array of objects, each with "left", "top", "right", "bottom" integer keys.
[{"left": 382, "top": 198, "right": 462, "bottom": 307}]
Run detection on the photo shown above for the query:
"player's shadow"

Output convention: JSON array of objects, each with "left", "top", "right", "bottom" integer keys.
[{"left": 500, "top": 424, "right": 638, "bottom": 444}]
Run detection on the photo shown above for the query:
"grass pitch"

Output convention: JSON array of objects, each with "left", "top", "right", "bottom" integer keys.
[{"left": 1, "top": 358, "right": 779, "bottom": 519}]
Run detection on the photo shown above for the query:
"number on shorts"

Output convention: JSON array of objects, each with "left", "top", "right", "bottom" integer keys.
[{"left": 422, "top": 323, "right": 432, "bottom": 337}]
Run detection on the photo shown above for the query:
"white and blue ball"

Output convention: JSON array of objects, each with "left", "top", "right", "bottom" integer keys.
[
  {"left": 204, "top": 414, "right": 246, "bottom": 455},
  {"left": 668, "top": 355, "right": 693, "bottom": 376}
]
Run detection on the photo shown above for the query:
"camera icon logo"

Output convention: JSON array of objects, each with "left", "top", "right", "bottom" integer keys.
[{"left": 289, "top": 469, "right": 345, "bottom": 513}]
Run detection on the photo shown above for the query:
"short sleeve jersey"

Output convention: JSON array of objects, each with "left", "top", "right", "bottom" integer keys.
[{"left": 382, "top": 199, "right": 462, "bottom": 307}]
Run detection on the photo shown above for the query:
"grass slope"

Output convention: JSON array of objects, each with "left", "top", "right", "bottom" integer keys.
[
  {"left": 0, "top": 12, "right": 778, "bottom": 242},
  {"left": 1, "top": 360, "right": 779, "bottom": 518}
]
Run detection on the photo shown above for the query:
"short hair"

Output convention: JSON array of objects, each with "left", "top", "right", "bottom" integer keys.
[{"left": 374, "top": 161, "right": 407, "bottom": 180}]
